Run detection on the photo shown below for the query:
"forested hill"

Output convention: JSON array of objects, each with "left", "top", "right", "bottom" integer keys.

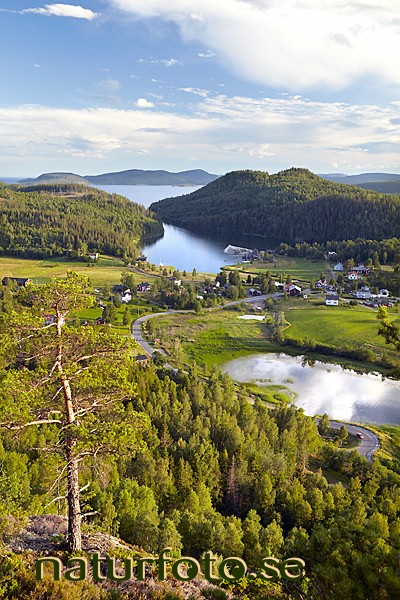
[
  {"left": 0, "top": 183, "right": 163, "bottom": 260},
  {"left": 149, "top": 168, "right": 400, "bottom": 243},
  {"left": 19, "top": 168, "right": 219, "bottom": 186}
]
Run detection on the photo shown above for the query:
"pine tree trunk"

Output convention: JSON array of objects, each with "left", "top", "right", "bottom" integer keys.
[
  {"left": 66, "top": 441, "right": 82, "bottom": 551},
  {"left": 56, "top": 308, "right": 82, "bottom": 552}
]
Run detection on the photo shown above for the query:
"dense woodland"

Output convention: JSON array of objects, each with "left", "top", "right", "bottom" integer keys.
[
  {"left": 1, "top": 279, "right": 400, "bottom": 599},
  {"left": 150, "top": 169, "right": 400, "bottom": 244},
  {"left": 0, "top": 183, "right": 163, "bottom": 260}
]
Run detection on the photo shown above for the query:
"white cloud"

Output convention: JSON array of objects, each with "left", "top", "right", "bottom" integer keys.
[
  {"left": 198, "top": 50, "right": 216, "bottom": 58},
  {"left": 161, "top": 58, "right": 179, "bottom": 67},
  {"left": 1, "top": 95, "right": 400, "bottom": 173},
  {"left": 22, "top": 4, "right": 98, "bottom": 20},
  {"left": 136, "top": 98, "right": 155, "bottom": 108},
  {"left": 179, "top": 87, "right": 210, "bottom": 98},
  {"left": 110, "top": 0, "right": 400, "bottom": 91}
]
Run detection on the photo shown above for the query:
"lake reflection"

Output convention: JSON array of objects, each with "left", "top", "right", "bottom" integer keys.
[
  {"left": 92, "top": 184, "right": 278, "bottom": 272},
  {"left": 222, "top": 353, "right": 400, "bottom": 424}
]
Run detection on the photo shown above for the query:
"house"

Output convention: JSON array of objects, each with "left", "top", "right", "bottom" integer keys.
[
  {"left": 356, "top": 286, "right": 372, "bottom": 299},
  {"left": 348, "top": 272, "right": 359, "bottom": 281},
  {"left": 121, "top": 292, "right": 132, "bottom": 303},
  {"left": 134, "top": 354, "right": 148, "bottom": 365},
  {"left": 168, "top": 277, "right": 182, "bottom": 286},
  {"left": 352, "top": 265, "right": 370, "bottom": 275},
  {"left": 333, "top": 263, "right": 344, "bottom": 271},
  {"left": 138, "top": 255, "right": 147, "bottom": 262},
  {"left": 137, "top": 282, "right": 151, "bottom": 292},
  {"left": 328, "top": 251, "right": 337, "bottom": 257},
  {"left": 2, "top": 277, "right": 32, "bottom": 287},
  {"left": 113, "top": 284, "right": 125, "bottom": 293},
  {"left": 325, "top": 293, "right": 339, "bottom": 306},
  {"left": 379, "top": 289, "right": 389, "bottom": 297},
  {"left": 284, "top": 284, "right": 302, "bottom": 297},
  {"left": 89, "top": 253, "right": 99, "bottom": 261}
]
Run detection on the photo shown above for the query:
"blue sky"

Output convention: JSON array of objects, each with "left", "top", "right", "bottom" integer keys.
[{"left": 1, "top": 1, "right": 400, "bottom": 177}]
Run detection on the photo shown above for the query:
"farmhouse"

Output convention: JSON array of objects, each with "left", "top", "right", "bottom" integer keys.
[
  {"left": 352, "top": 265, "right": 370, "bottom": 275},
  {"left": 348, "top": 272, "right": 359, "bottom": 281},
  {"left": 356, "top": 286, "right": 372, "bottom": 299},
  {"left": 333, "top": 263, "right": 344, "bottom": 271},
  {"left": 325, "top": 293, "right": 339, "bottom": 306},
  {"left": 89, "top": 253, "right": 99, "bottom": 261},
  {"left": 284, "top": 284, "right": 302, "bottom": 297},
  {"left": 137, "top": 282, "right": 151, "bottom": 292},
  {"left": 134, "top": 354, "right": 148, "bottom": 365}
]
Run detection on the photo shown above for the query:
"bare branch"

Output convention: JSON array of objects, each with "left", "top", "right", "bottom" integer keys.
[{"left": 0, "top": 418, "right": 62, "bottom": 430}]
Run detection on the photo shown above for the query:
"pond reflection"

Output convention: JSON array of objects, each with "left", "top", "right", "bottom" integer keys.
[{"left": 222, "top": 353, "right": 400, "bottom": 424}]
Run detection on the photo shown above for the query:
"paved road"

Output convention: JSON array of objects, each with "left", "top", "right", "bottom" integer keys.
[{"left": 316, "top": 418, "right": 380, "bottom": 462}]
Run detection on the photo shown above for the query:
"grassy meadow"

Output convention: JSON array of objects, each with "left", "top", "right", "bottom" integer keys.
[{"left": 224, "top": 255, "right": 326, "bottom": 284}]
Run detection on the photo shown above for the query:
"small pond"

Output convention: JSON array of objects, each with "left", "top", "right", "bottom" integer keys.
[{"left": 222, "top": 353, "right": 400, "bottom": 424}]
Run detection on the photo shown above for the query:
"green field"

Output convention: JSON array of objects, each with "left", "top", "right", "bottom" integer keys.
[
  {"left": 282, "top": 304, "right": 399, "bottom": 353},
  {"left": 225, "top": 256, "right": 326, "bottom": 284},
  {"left": 144, "top": 298, "right": 400, "bottom": 373},
  {"left": 0, "top": 255, "right": 151, "bottom": 287},
  {"left": 146, "top": 309, "right": 278, "bottom": 369}
]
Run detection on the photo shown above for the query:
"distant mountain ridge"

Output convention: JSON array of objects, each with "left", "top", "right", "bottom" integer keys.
[
  {"left": 318, "top": 172, "right": 400, "bottom": 194},
  {"left": 149, "top": 167, "right": 400, "bottom": 244},
  {"left": 19, "top": 168, "right": 219, "bottom": 186}
]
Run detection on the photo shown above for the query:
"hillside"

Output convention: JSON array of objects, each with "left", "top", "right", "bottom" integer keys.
[
  {"left": 149, "top": 168, "right": 400, "bottom": 243},
  {"left": 19, "top": 172, "right": 88, "bottom": 185},
  {"left": 358, "top": 179, "right": 400, "bottom": 195},
  {"left": 319, "top": 172, "right": 400, "bottom": 184},
  {"left": 0, "top": 182, "right": 163, "bottom": 260},
  {"left": 19, "top": 168, "right": 219, "bottom": 186}
]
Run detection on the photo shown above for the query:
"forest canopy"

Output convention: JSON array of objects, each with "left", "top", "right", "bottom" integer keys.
[
  {"left": 149, "top": 168, "right": 400, "bottom": 244},
  {"left": 0, "top": 183, "right": 163, "bottom": 261}
]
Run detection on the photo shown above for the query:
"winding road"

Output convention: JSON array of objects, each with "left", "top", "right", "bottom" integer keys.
[
  {"left": 132, "top": 295, "right": 380, "bottom": 462},
  {"left": 323, "top": 420, "right": 379, "bottom": 462}
]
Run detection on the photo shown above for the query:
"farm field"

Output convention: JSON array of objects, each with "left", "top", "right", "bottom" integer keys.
[
  {"left": 0, "top": 255, "right": 160, "bottom": 287},
  {"left": 282, "top": 304, "right": 399, "bottom": 351},
  {"left": 225, "top": 256, "right": 326, "bottom": 284}
]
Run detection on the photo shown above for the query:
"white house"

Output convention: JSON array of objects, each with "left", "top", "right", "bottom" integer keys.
[
  {"left": 89, "top": 253, "right": 99, "bottom": 261},
  {"left": 348, "top": 272, "right": 359, "bottom": 280},
  {"left": 356, "top": 286, "right": 372, "bottom": 299},
  {"left": 379, "top": 289, "right": 389, "bottom": 297},
  {"left": 333, "top": 263, "right": 344, "bottom": 271},
  {"left": 325, "top": 293, "right": 339, "bottom": 306}
]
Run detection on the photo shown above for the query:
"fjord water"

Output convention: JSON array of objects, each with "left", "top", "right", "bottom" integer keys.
[
  {"left": 93, "top": 184, "right": 276, "bottom": 272},
  {"left": 222, "top": 353, "right": 400, "bottom": 424}
]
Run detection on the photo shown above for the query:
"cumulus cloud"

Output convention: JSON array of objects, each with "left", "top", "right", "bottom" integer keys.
[
  {"left": 22, "top": 4, "right": 98, "bottom": 20},
  {"left": 136, "top": 98, "right": 155, "bottom": 108},
  {"left": 110, "top": 0, "right": 400, "bottom": 91},
  {"left": 1, "top": 95, "right": 400, "bottom": 172}
]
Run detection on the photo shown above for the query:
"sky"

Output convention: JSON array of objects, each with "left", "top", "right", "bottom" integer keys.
[{"left": 1, "top": 1, "right": 400, "bottom": 177}]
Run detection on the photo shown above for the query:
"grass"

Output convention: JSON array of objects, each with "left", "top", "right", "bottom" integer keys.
[
  {"left": 225, "top": 256, "right": 326, "bottom": 284},
  {"left": 145, "top": 309, "right": 277, "bottom": 369},
  {"left": 282, "top": 303, "right": 399, "bottom": 354}
]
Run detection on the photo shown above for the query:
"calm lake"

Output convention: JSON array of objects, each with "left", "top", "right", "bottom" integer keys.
[
  {"left": 94, "top": 185, "right": 276, "bottom": 272},
  {"left": 222, "top": 353, "right": 400, "bottom": 424}
]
